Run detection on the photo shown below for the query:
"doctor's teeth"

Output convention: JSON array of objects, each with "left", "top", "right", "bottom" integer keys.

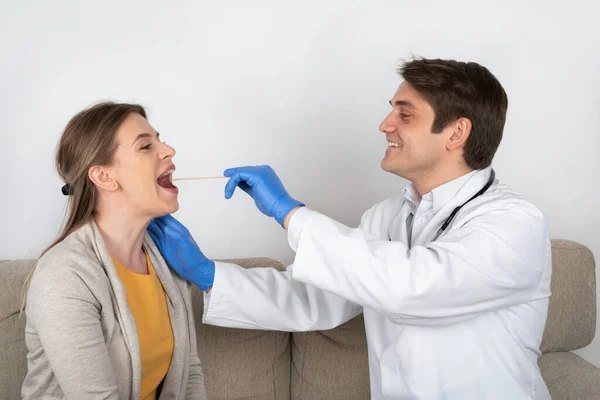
[{"left": 388, "top": 142, "right": 401, "bottom": 147}]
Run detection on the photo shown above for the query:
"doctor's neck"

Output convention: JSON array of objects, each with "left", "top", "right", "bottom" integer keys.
[{"left": 411, "top": 163, "right": 474, "bottom": 196}]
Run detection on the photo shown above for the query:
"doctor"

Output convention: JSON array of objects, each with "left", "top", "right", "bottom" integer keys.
[{"left": 148, "top": 57, "right": 552, "bottom": 399}]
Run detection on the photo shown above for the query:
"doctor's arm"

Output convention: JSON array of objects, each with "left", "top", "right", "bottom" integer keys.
[
  {"left": 148, "top": 216, "right": 362, "bottom": 332},
  {"left": 287, "top": 204, "right": 549, "bottom": 326},
  {"left": 203, "top": 260, "right": 362, "bottom": 331}
]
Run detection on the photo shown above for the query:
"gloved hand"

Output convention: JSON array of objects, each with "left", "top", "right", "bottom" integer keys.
[
  {"left": 224, "top": 165, "right": 304, "bottom": 226},
  {"left": 147, "top": 214, "right": 215, "bottom": 291}
]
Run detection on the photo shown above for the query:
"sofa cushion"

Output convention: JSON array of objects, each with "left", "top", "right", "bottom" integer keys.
[
  {"left": 541, "top": 240, "right": 596, "bottom": 353},
  {"left": 539, "top": 352, "right": 600, "bottom": 399},
  {"left": 291, "top": 314, "right": 370, "bottom": 400},
  {"left": 193, "top": 257, "right": 291, "bottom": 400},
  {"left": 0, "top": 260, "right": 36, "bottom": 400}
]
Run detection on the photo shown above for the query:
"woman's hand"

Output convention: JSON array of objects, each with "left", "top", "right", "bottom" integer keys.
[{"left": 148, "top": 215, "right": 215, "bottom": 291}]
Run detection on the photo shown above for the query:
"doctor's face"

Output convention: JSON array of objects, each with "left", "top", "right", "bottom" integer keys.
[{"left": 379, "top": 82, "right": 451, "bottom": 182}]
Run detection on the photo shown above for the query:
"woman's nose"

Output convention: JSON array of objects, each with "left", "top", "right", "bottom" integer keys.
[{"left": 161, "top": 142, "right": 176, "bottom": 159}]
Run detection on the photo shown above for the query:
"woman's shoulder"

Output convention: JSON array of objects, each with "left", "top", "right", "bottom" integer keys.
[
  {"left": 30, "top": 225, "right": 107, "bottom": 301},
  {"left": 25, "top": 226, "right": 110, "bottom": 330},
  {"left": 38, "top": 225, "right": 100, "bottom": 271}
]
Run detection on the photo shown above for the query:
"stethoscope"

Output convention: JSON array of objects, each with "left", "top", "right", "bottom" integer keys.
[{"left": 430, "top": 169, "right": 496, "bottom": 241}]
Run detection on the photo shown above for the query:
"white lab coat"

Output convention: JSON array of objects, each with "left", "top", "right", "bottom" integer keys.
[{"left": 203, "top": 168, "right": 552, "bottom": 399}]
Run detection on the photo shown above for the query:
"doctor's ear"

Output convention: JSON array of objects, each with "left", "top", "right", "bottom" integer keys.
[
  {"left": 88, "top": 166, "right": 119, "bottom": 192},
  {"left": 447, "top": 117, "right": 472, "bottom": 151}
]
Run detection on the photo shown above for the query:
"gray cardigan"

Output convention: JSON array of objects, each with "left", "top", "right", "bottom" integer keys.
[{"left": 21, "top": 220, "right": 207, "bottom": 400}]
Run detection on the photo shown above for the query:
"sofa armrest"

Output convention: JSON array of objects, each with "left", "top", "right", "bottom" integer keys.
[{"left": 539, "top": 352, "right": 600, "bottom": 399}]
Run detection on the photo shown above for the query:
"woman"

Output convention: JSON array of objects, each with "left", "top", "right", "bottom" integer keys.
[{"left": 21, "top": 102, "right": 207, "bottom": 399}]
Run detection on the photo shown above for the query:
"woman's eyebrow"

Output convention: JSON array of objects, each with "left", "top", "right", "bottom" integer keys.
[{"left": 132, "top": 132, "right": 159, "bottom": 146}]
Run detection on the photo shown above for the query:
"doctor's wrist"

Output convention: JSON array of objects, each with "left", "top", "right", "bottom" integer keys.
[{"left": 283, "top": 205, "right": 304, "bottom": 230}]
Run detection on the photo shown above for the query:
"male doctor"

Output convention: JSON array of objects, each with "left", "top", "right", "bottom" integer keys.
[{"left": 149, "top": 57, "right": 552, "bottom": 399}]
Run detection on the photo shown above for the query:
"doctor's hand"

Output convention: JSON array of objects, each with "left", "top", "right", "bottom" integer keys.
[
  {"left": 147, "top": 214, "right": 215, "bottom": 291},
  {"left": 224, "top": 165, "right": 304, "bottom": 227}
]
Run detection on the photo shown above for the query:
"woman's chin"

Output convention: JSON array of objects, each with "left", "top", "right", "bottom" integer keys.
[
  {"left": 165, "top": 199, "right": 179, "bottom": 214},
  {"left": 154, "top": 198, "right": 179, "bottom": 217}
]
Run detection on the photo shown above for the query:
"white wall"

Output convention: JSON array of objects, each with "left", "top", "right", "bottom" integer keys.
[{"left": 1, "top": 0, "right": 599, "bottom": 366}]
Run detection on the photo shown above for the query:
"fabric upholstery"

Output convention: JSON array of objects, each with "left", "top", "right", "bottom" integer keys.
[
  {"left": 538, "top": 352, "right": 600, "bottom": 399},
  {"left": 291, "top": 314, "right": 370, "bottom": 400},
  {"left": 541, "top": 240, "right": 596, "bottom": 353},
  {"left": 0, "top": 260, "right": 36, "bottom": 400},
  {"left": 194, "top": 257, "right": 291, "bottom": 400}
]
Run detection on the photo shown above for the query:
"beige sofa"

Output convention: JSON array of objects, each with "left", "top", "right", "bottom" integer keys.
[{"left": 1, "top": 239, "right": 599, "bottom": 399}]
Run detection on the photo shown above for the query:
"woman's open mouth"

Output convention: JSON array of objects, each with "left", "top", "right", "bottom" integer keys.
[{"left": 157, "top": 167, "right": 178, "bottom": 194}]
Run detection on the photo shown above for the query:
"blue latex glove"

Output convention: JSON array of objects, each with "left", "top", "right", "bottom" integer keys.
[
  {"left": 223, "top": 165, "right": 304, "bottom": 226},
  {"left": 147, "top": 214, "right": 215, "bottom": 291}
]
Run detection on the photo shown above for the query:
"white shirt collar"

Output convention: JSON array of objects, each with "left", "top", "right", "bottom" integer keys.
[
  {"left": 403, "top": 169, "right": 482, "bottom": 215},
  {"left": 403, "top": 184, "right": 421, "bottom": 215}
]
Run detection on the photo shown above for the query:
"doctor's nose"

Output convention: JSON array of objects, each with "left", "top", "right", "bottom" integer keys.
[{"left": 379, "top": 113, "right": 396, "bottom": 134}]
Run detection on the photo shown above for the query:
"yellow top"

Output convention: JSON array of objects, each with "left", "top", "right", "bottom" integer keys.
[{"left": 113, "top": 249, "right": 174, "bottom": 400}]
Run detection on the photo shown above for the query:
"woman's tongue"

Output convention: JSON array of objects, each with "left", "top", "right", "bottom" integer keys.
[{"left": 157, "top": 175, "right": 176, "bottom": 189}]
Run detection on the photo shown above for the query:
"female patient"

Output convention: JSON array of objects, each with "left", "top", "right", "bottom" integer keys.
[{"left": 21, "top": 102, "right": 207, "bottom": 399}]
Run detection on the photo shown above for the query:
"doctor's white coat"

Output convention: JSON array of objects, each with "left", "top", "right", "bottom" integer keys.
[{"left": 203, "top": 168, "right": 552, "bottom": 400}]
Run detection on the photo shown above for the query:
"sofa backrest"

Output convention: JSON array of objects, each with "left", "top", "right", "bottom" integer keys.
[
  {"left": 540, "top": 239, "right": 596, "bottom": 353},
  {"left": 0, "top": 259, "right": 36, "bottom": 400}
]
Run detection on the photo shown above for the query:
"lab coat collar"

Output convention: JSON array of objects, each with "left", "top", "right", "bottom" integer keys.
[
  {"left": 403, "top": 168, "right": 491, "bottom": 216},
  {"left": 430, "top": 169, "right": 480, "bottom": 214}
]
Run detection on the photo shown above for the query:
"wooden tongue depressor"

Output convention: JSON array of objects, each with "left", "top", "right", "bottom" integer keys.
[{"left": 172, "top": 176, "right": 227, "bottom": 181}]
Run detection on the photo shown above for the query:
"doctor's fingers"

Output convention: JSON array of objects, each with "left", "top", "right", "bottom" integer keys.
[
  {"left": 224, "top": 167, "right": 264, "bottom": 199},
  {"left": 149, "top": 218, "right": 186, "bottom": 241},
  {"left": 147, "top": 221, "right": 164, "bottom": 242},
  {"left": 223, "top": 167, "right": 239, "bottom": 177},
  {"left": 147, "top": 228, "right": 160, "bottom": 246},
  {"left": 224, "top": 175, "right": 242, "bottom": 199},
  {"left": 223, "top": 165, "right": 266, "bottom": 177},
  {"left": 157, "top": 214, "right": 190, "bottom": 234},
  {"left": 238, "top": 181, "right": 254, "bottom": 196},
  {"left": 224, "top": 173, "right": 254, "bottom": 199}
]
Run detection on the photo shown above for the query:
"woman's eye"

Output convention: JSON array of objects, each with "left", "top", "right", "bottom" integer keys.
[
  {"left": 141, "top": 143, "right": 152, "bottom": 150},
  {"left": 400, "top": 113, "right": 411, "bottom": 119}
]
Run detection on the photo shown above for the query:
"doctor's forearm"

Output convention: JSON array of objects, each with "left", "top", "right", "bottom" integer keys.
[{"left": 203, "top": 261, "right": 361, "bottom": 331}]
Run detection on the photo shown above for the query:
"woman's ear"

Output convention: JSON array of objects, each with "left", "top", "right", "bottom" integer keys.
[
  {"left": 447, "top": 117, "right": 472, "bottom": 151},
  {"left": 88, "top": 166, "right": 119, "bottom": 192}
]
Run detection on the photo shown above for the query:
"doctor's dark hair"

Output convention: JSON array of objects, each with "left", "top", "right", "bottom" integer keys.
[
  {"left": 397, "top": 57, "right": 508, "bottom": 169},
  {"left": 42, "top": 102, "right": 147, "bottom": 256}
]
